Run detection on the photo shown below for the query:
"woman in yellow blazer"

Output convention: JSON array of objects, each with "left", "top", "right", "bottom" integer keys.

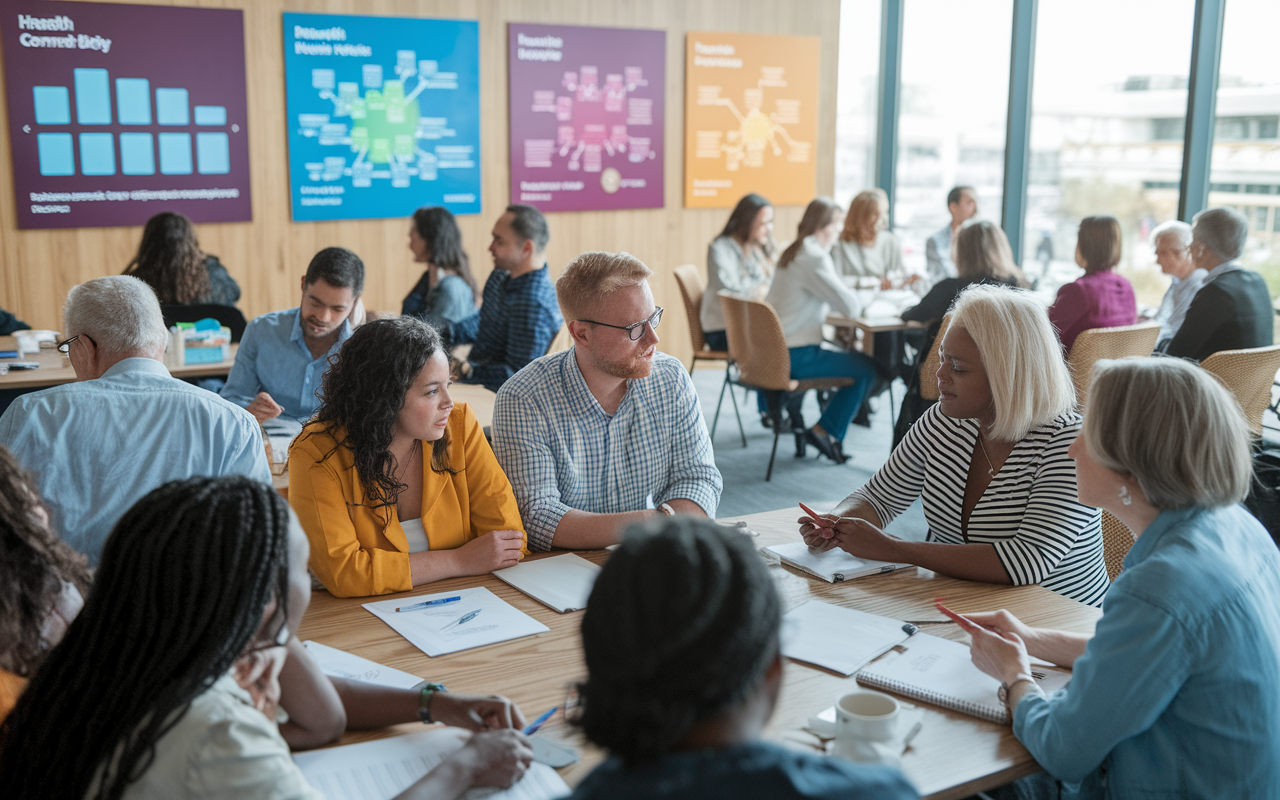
[{"left": 289, "top": 317, "right": 527, "bottom": 597}]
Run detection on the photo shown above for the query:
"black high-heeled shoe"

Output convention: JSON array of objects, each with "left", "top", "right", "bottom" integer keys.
[
  {"left": 803, "top": 428, "right": 848, "bottom": 464},
  {"left": 794, "top": 431, "right": 807, "bottom": 458}
]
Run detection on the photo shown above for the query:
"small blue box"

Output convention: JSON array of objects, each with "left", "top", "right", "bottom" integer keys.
[
  {"left": 120, "top": 133, "right": 155, "bottom": 175},
  {"left": 156, "top": 88, "right": 189, "bottom": 125},
  {"left": 194, "top": 105, "right": 226, "bottom": 125},
  {"left": 74, "top": 68, "right": 111, "bottom": 125},
  {"left": 196, "top": 132, "right": 230, "bottom": 174},
  {"left": 33, "top": 86, "right": 70, "bottom": 125},
  {"left": 37, "top": 133, "right": 74, "bottom": 176},
  {"left": 116, "top": 78, "right": 151, "bottom": 125},
  {"left": 79, "top": 133, "right": 116, "bottom": 175},
  {"left": 158, "top": 132, "right": 192, "bottom": 174}
]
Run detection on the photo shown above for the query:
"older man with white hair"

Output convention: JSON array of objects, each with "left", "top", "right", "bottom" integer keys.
[
  {"left": 0, "top": 276, "right": 270, "bottom": 563},
  {"left": 1147, "top": 220, "right": 1207, "bottom": 348},
  {"left": 1160, "top": 207, "right": 1274, "bottom": 361}
]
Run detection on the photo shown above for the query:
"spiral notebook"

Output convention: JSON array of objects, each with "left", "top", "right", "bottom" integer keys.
[
  {"left": 765, "top": 542, "right": 912, "bottom": 583},
  {"left": 854, "top": 632, "right": 1072, "bottom": 724}
]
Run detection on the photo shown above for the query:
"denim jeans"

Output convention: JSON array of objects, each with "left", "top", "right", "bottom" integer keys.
[{"left": 788, "top": 344, "right": 877, "bottom": 441}]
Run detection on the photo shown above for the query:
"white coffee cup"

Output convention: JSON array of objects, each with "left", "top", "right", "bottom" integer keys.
[{"left": 835, "top": 689, "right": 900, "bottom": 743}]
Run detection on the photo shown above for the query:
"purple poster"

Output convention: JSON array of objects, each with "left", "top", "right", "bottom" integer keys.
[
  {"left": 508, "top": 23, "right": 664, "bottom": 212},
  {"left": 2, "top": 2, "right": 251, "bottom": 229}
]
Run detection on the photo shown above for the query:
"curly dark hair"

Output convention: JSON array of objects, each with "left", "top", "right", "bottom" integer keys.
[
  {"left": 298, "top": 316, "right": 453, "bottom": 510},
  {"left": 412, "top": 206, "right": 478, "bottom": 296},
  {"left": 0, "top": 445, "right": 91, "bottom": 678},
  {"left": 122, "top": 211, "right": 211, "bottom": 304}
]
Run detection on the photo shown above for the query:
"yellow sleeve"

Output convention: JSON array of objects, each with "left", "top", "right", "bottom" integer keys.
[
  {"left": 288, "top": 435, "right": 412, "bottom": 597},
  {"left": 457, "top": 404, "right": 529, "bottom": 556}
]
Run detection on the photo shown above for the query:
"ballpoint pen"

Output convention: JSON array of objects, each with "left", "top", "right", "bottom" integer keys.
[{"left": 396, "top": 595, "right": 462, "bottom": 613}]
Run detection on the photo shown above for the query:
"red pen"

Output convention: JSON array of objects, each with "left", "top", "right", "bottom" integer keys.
[
  {"left": 798, "top": 501, "right": 833, "bottom": 526},
  {"left": 934, "top": 600, "right": 980, "bottom": 632}
]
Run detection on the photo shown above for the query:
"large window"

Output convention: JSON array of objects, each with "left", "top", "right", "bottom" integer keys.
[
  {"left": 894, "top": 0, "right": 1012, "bottom": 276},
  {"left": 1209, "top": 0, "right": 1280, "bottom": 302},
  {"left": 1025, "top": 0, "right": 1195, "bottom": 308},
  {"left": 834, "top": 0, "right": 881, "bottom": 208}
]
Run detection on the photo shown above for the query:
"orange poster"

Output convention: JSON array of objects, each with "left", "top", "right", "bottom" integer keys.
[{"left": 684, "top": 31, "right": 820, "bottom": 208}]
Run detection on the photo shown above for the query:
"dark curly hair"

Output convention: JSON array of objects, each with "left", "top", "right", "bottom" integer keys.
[
  {"left": 122, "top": 211, "right": 211, "bottom": 304},
  {"left": 0, "top": 476, "right": 292, "bottom": 799},
  {"left": 298, "top": 316, "right": 453, "bottom": 510},
  {"left": 574, "top": 516, "right": 782, "bottom": 767},
  {"left": 0, "top": 445, "right": 90, "bottom": 678},
  {"left": 412, "top": 206, "right": 478, "bottom": 296}
]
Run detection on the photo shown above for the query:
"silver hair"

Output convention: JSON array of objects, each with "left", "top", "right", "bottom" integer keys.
[
  {"left": 1149, "top": 219, "right": 1192, "bottom": 249},
  {"left": 63, "top": 275, "right": 169, "bottom": 356},
  {"left": 1191, "top": 206, "right": 1249, "bottom": 262}
]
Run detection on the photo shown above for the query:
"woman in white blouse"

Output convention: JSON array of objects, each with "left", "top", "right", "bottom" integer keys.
[
  {"left": 832, "top": 188, "right": 908, "bottom": 287},
  {"left": 799, "top": 284, "right": 1109, "bottom": 606}
]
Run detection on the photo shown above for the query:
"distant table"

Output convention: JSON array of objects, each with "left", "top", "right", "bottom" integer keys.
[
  {"left": 825, "top": 315, "right": 924, "bottom": 358},
  {"left": 296, "top": 506, "right": 1100, "bottom": 798},
  {"left": 0, "top": 336, "right": 239, "bottom": 389}
]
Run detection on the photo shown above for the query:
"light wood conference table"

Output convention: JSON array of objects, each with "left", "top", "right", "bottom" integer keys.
[
  {"left": 0, "top": 336, "right": 239, "bottom": 388},
  {"left": 296, "top": 506, "right": 1101, "bottom": 799},
  {"left": 825, "top": 315, "right": 925, "bottom": 358}
]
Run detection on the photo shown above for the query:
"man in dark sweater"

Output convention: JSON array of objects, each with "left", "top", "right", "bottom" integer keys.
[{"left": 1160, "top": 207, "right": 1274, "bottom": 362}]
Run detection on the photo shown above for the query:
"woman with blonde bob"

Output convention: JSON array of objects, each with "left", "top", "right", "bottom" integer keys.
[
  {"left": 799, "top": 284, "right": 1109, "bottom": 606},
  {"left": 832, "top": 188, "right": 907, "bottom": 286},
  {"left": 959, "top": 358, "right": 1280, "bottom": 799}
]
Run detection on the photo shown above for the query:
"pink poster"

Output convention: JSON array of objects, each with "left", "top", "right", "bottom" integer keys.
[{"left": 508, "top": 23, "right": 664, "bottom": 212}]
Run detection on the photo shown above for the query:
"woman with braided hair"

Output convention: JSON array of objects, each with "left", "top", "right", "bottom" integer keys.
[
  {"left": 567, "top": 516, "right": 917, "bottom": 800},
  {"left": 0, "top": 475, "right": 533, "bottom": 799}
]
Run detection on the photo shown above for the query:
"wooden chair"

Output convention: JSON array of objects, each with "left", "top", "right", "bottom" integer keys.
[
  {"left": 671, "top": 263, "right": 744, "bottom": 446},
  {"left": 919, "top": 315, "right": 951, "bottom": 402},
  {"left": 1101, "top": 510, "right": 1134, "bottom": 582},
  {"left": 720, "top": 293, "right": 854, "bottom": 481},
  {"left": 1199, "top": 344, "right": 1280, "bottom": 436},
  {"left": 1066, "top": 322, "right": 1161, "bottom": 408}
]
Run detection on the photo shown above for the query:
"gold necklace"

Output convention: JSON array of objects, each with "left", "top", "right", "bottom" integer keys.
[{"left": 976, "top": 432, "right": 995, "bottom": 478}]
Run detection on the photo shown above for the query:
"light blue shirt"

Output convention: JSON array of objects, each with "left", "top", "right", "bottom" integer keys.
[
  {"left": 1154, "top": 268, "right": 1208, "bottom": 346},
  {"left": 0, "top": 358, "right": 271, "bottom": 563},
  {"left": 491, "top": 349, "right": 722, "bottom": 551},
  {"left": 924, "top": 224, "right": 955, "bottom": 286},
  {"left": 1013, "top": 504, "right": 1280, "bottom": 798},
  {"left": 220, "top": 307, "right": 352, "bottom": 423}
]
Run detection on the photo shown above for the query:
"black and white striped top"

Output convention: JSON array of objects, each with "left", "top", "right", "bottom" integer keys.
[{"left": 848, "top": 404, "right": 1109, "bottom": 607}]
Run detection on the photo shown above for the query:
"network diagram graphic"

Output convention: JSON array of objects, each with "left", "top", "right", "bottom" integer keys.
[{"left": 696, "top": 67, "right": 811, "bottom": 171}]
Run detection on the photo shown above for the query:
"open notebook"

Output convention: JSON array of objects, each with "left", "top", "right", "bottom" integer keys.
[
  {"left": 781, "top": 601, "right": 917, "bottom": 676},
  {"left": 765, "top": 542, "right": 913, "bottom": 583},
  {"left": 493, "top": 554, "right": 600, "bottom": 613},
  {"left": 855, "top": 632, "right": 1073, "bottom": 724}
]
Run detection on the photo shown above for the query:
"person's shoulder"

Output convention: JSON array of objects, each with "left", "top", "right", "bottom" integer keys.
[
  {"left": 644, "top": 353, "right": 696, "bottom": 393},
  {"left": 245, "top": 307, "right": 298, "bottom": 332},
  {"left": 497, "top": 350, "right": 569, "bottom": 400},
  {"left": 734, "top": 743, "right": 918, "bottom": 799}
]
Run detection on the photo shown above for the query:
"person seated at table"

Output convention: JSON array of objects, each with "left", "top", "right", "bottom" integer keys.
[
  {"left": 0, "top": 276, "right": 269, "bottom": 564},
  {"left": 123, "top": 211, "right": 241, "bottom": 307},
  {"left": 801, "top": 284, "right": 1109, "bottom": 607},
  {"left": 0, "top": 475, "right": 534, "bottom": 798},
  {"left": 959, "top": 357, "right": 1280, "bottom": 800},
  {"left": 567, "top": 515, "right": 918, "bottom": 800},
  {"left": 0, "top": 444, "right": 90, "bottom": 723},
  {"left": 702, "top": 193, "right": 776, "bottom": 352},
  {"left": 1158, "top": 206, "right": 1274, "bottom": 362},
  {"left": 765, "top": 197, "right": 878, "bottom": 464},
  {"left": 450, "top": 205, "right": 563, "bottom": 392},
  {"left": 221, "top": 247, "right": 364, "bottom": 427},
  {"left": 492, "top": 251, "right": 721, "bottom": 552},
  {"left": 402, "top": 206, "right": 478, "bottom": 324},
  {"left": 832, "top": 188, "right": 909, "bottom": 287},
  {"left": 290, "top": 317, "right": 526, "bottom": 598},
  {"left": 1047, "top": 215, "right": 1136, "bottom": 353},
  {"left": 924, "top": 186, "right": 979, "bottom": 287},
  {"left": 1145, "top": 220, "right": 1206, "bottom": 350},
  {"left": 0, "top": 305, "right": 29, "bottom": 336}
]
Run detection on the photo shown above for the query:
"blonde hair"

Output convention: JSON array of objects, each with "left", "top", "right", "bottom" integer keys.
[
  {"left": 954, "top": 220, "right": 1027, "bottom": 286},
  {"left": 777, "top": 197, "right": 842, "bottom": 270},
  {"left": 556, "top": 251, "right": 653, "bottom": 322},
  {"left": 1084, "top": 358, "right": 1252, "bottom": 509},
  {"left": 840, "top": 188, "right": 887, "bottom": 246},
  {"left": 949, "top": 284, "right": 1076, "bottom": 441}
]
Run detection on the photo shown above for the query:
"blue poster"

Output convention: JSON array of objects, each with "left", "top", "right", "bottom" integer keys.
[{"left": 282, "top": 13, "right": 480, "bottom": 221}]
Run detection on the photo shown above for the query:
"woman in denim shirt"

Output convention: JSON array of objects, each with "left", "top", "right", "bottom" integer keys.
[
  {"left": 403, "top": 206, "right": 478, "bottom": 324},
  {"left": 960, "top": 357, "right": 1280, "bottom": 800}
]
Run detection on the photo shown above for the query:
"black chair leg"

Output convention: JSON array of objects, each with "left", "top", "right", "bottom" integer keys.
[
  {"left": 711, "top": 365, "right": 731, "bottom": 441},
  {"left": 766, "top": 427, "right": 780, "bottom": 481},
  {"left": 728, "top": 378, "right": 747, "bottom": 448},
  {"left": 764, "top": 390, "right": 785, "bottom": 480}
]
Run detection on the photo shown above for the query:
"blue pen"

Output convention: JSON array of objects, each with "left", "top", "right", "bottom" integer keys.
[
  {"left": 395, "top": 595, "right": 462, "bottom": 613},
  {"left": 444, "top": 608, "right": 482, "bottom": 630},
  {"left": 523, "top": 707, "right": 557, "bottom": 735}
]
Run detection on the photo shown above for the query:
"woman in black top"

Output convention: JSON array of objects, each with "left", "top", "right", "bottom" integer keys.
[{"left": 123, "top": 211, "right": 240, "bottom": 307}]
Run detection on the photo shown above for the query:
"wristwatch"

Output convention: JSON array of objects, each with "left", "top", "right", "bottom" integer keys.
[
  {"left": 418, "top": 682, "right": 448, "bottom": 724},
  {"left": 997, "top": 673, "right": 1039, "bottom": 706}
]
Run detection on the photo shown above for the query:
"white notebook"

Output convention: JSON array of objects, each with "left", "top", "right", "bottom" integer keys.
[
  {"left": 765, "top": 542, "right": 913, "bottom": 583},
  {"left": 855, "top": 632, "right": 1073, "bottom": 724},
  {"left": 493, "top": 554, "right": 600, "bottom": 613},
  {"left": 302, "top": 641, "right": 423, "bottom": 689},
  {"left": 363, "top": 587, "right": 549, "bottom": 658},
  {"left": 294, "top": 727, "right": 570, "bottom": 800},
  {"left": 781, "top": 601, "right": 917, "bottom": 676}
]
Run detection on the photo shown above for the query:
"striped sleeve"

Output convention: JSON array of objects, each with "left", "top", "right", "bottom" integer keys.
[{"left": 843, "top": 404, "right": 939, "bottom": 525}]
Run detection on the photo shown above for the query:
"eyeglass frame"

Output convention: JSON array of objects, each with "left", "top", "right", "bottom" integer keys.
[
  {"left": 575, "top": 307, "right": 663, "bottom": 341},
  {"left": 55, "top": 333, "right": 95, "bottom": 354}
]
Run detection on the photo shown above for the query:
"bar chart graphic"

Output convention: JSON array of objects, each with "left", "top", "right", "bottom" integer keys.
[{"left": 2, "top": 2, "right": 251, "bottom": 229}]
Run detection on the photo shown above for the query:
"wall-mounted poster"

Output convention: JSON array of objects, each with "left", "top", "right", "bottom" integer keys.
[
  {"left": 1, "top": 1, "right": 251, "bottom": 229},
  {"left": 684, "top": 32, "right": 820, "bottom": 208},
  {"left": 283, "top": 13, "right": 480, "bottom": 222},
  {"left": 508, "top": 23, "right": 664, "bottom": 212}
]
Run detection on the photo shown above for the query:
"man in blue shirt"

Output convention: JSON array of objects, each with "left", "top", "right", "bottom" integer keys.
[
  {"left": 492, "top": 251, "right": 722, "bottom": 551},
  {"left": 451, "top": 205, "right": 563, "bottom": 392},
  {"left": 221, "top": 247, "right": 363, "bottom": 426},
  {"left": 0, "top": 276, "right": 270, "bottom": 564}
]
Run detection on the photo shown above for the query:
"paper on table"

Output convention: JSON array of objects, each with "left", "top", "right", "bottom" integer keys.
[
  {"left": 766, "top": 542, "right": 912, "bottom": 583},
  {"left": 781, "top": 600, "right": 915, "bottom": 676},
  {"left": 493, "top": 554, "right": 600, "bottom": 613},
  {"left": 302, "top": 641, "right": 423, "bottom": 689},
  {"left": 363, "top": 587, "right": 549, "bottom": 658},
  {"left": 293, "top": 727, "right": 570, "bottom": 800}
]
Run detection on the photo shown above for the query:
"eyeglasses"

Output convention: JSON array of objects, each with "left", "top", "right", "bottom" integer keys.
[
  {"left": 577, "top": 307, "right": 663, "bottom": 341},
  {"left": 55, "top": 334, "right": 95, "bottom": 354}
]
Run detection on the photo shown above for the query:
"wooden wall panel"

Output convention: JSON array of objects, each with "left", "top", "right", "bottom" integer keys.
[{"left": 0, "top": 0, "right": 840, "bottom": 365}]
